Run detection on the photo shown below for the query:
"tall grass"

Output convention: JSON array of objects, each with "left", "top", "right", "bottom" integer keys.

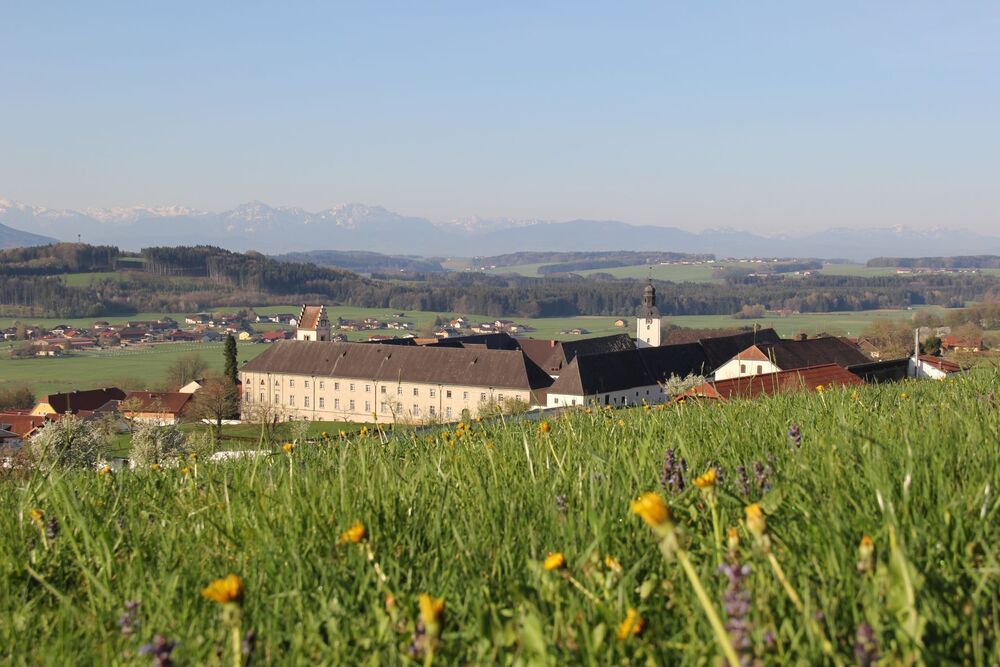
[{"left": 1, "top": 371, "right": 997, "bottom": 664}]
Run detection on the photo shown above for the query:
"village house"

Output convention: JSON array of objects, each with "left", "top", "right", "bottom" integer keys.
[
  {"left": 240, "top": 341, "right": 553, "bottom": 424},
  {"left": 940, "top": 335, "right": 984, "bottom": 353},
  {"left": 910, "top": 354, "right": 965, "bottom": 380},
  {"left": 713, "top": 336, "right": 870, "bottom": 381},
  {"left": 31, "top": 388, "right": 127, "bottom": 416},
  {"left": 120, "top": 391, "right": 194, "bottom": 425}
]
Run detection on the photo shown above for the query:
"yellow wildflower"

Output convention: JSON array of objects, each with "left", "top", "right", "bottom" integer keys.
[
  {"left": 616, "top": 608, "right": 645, "bottom": 640},
  {"left": 815, "top": 384, "right": 825, "bottom": 393},
  {"left": 201, "top": 574, "right": 244, "bottom": 605},
  {"left": 539, "top": 421, "right": 551, "bottom": 434},
  {"left": 150, "top": 463, "right": 162, "bottom": 471},
  {"left": 745, "top": 503, "right": 766, "bottom": 538},
  {"left": 282, "top": 442, "right": 295, "bottom": 454},
  {"left": 543, "top": 552, "right": 566, "bottom": 571},
  {"left": 727, "top": 527, "right": 740, "bottom": 551},
  {"left": 617, "top": 419, "right": 625, "bottom": 427},
  {"left": 604, "top": 555, "right": 623, "bottom": 574},
  {"left": 694, "top": 468, "right": 717, "bottom": 489},
  {"left": 900, "top": 392, "right": 908, "bottom": 400},
  {"left": 189, "top": 452, "right": 198, "bottom": 461},
  {"left": 340, "top": 521, "right": 366, "bottom": 544},
  {"left": 857, "top": 535, "right": 875, "bottom": 573},
  {"left": 630, "top": 492, "right": 671, "bottom": 529},
  {"left": 321, "top": 431, "right": 329, "bottom": 439},
  {"left": 851, "top": 391, "right": 859, "bottom": 401},
  {"left": 339, "top": 430, "right": 347, "bottom": 439},
  {"left": 98, "top": 465, "right": 112, "bottom": 477},
  {"left": 29, "top": 508, "right": 44, "bottom": 527},
  {"left": 418, "top": 594, "right": 445, "bottom": 626},
  {"left": 180, "top": 466, "right": 191, "bottom": 476}
]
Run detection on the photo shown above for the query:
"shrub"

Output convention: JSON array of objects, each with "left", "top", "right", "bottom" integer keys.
[
  {"left": 29, "top": 416, "right": 107, "bottom": 470},
  {"left": 130, "top": 422, "right": 188, "bottom": 466}
]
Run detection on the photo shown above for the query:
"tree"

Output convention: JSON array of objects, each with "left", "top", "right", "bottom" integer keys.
[
  {"left": 30, "top": 416, "right": 108, "bottom": 470},
  {"left": 165, "top": 353, "right": 209, "bottom": 389},
  {"left": 0, "top": 384, "right": 35, "bottom": 411},
  {"left": 189, "top": 376, "right": 238, "bottom": 448},
  {"left": 130, "top": 421, "right": 188, "bottom": 466},
  {"left": 223, "top": 334, "right": 238, "bottom": 387},
  {"left": 242, "top": 401, "right": 288, "bottom": 448}
]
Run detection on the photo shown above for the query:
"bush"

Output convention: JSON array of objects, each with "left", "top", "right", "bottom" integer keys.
[
  {"left": 29, "top": 416, "right": 107, "bottom": 470},
  {"left": 130, "top": 422, "right": 188, "bottom": 466}
]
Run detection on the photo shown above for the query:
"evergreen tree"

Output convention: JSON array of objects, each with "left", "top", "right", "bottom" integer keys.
[{"left": 223, "top": 334, "right": 238, "bottom": 387}]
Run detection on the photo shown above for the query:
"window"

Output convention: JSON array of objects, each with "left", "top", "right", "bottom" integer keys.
[
  {"left": 365, "top": 385, "right": 371, "bottom": 393},
  {"left": 289, "top": 395, "right": 295, "bottom": 406},
  {"left": 289, "top": 379, "right": 295, "bottom": 388},
  {"left": 429, "top": 406, "right": 436, "bottom": 416},
  {"left": 259, "top": 393, "right": 264, "bottom": 403},
  {"left": 319, "top": 397, "right": 325, "bottom": 408},
  {"left": 497, "top": 394, "right": 504, "bottom": 402},
  {"left": 397, "top": 387, "right": 403, "bottom": 395},
  {"left": 274, "top": 393, "right": 280, "bottom": 403},
  {"left": 244, "top": 392, "right": 251, "bottom": 402},
  {"left": 319, "top": 381, "right": 325, "bottom": 390},
  {"left": 740, "top": 363, "right": 746, "bottom": 373},
  {"left": 480, "top": 393, "right": 487, "bottom": 401},
  {"left": 349, "top": 383, "right": 355, "bottom": 392},
  {"left": 413, "top": 387, "right": 419, "bottom": 396},
  {"left": 364, "top": 401, "right": 370, "bottom": 412},
  {"left": 445, "top": 407, "right": 452, "bottom": 418},
  {"left": 304, "top": 396, "right": 310, "bottom": 408},
  {"left": 412, "top": 405, "right": 420, "bottom": 416},
  {"left": 275, "top": 380, "right": 280, "bottom": 386},
  {"left": 304, "top": 380, "right": 310, "bottom": 388},
  {"left": 334, "top": 398, "right": 340, "bottom": 409},
  {"left": 334, "top": 382, "right": 340, "bottom": 390},
  {"left": 381, "top": 402, "right": 388, "bottom": 412},
  {"left": 446, "top": 390, "right": 452, "bottom": 399},
  {"left": 756, "top": 365, "right": 763, "bottom": 374},
  {"left": 430, "top": 389, "right": 436, "bottom": 398},
  {"left": 349, "top": 400, "right": 355, "bottom": 411},
  {"left": 260, "top": 379, "right": 265, "bottom": 385},
  {"left": 381, "top": 386, "right": 387, "bottom": 394},
  {"left": 463, "top": 391, "right": 469, "bottom": 400}
]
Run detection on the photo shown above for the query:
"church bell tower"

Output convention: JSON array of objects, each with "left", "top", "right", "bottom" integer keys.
[{"left": 636, "top": 280, "right": 661, "bottom": 348}]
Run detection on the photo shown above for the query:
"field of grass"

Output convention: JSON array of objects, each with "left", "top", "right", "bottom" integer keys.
[{"left": 2, "top": 372, "right": 997, "bottom": 664}]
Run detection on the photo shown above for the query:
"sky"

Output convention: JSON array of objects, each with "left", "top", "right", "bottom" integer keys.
[{"left": 2, "top": 2, "right": 999, "bottom": 233}]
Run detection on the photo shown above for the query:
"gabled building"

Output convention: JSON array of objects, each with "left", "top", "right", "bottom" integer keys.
[
  {"left": 31, "top": 388, "right": 127, "bottom": 416},
  {"left": 714, "top": 337, "right": 870, "bottom": 381},
  {"left": 120, "top": 391, "right": 194, "bottom": 425},
  {"left": 296, "top": 305, "right": 331, "bottom": 341},
  {"left": 240, "top": 340, "right": 553, "bottom": 423},
  {"left": 910, "top": 354, "right": 965, "bottom": 380}
]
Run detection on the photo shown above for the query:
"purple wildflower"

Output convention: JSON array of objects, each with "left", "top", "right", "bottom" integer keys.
[
  {"left": 45, "top": 516, "right": 59, "bottom": 541},
  {"left": 853, "top": 623, "right": 879, "bottom": 667},
  {"left": 118, "top": 600, "right": 140, "bottom": 638},
  {"left": 660, "top": 448, "right": 687, "bottom": 493},
  {"left": 555, "top": 495, "right": 567, "bottom": 512},
  {"left": 737, "top": 465, "right": 750, "bottom": 497},
  {"left": 719, "top": 562, "right": 753, "bottom": 666},
  {"left": 787, "top": 423, "right": 802, "bottom": 448},
  {"left": 242, "top": 629, "right": 256, "bottom": 664},
  {"left": 407, "top": 618, "right": 427, "bottom": 658},
  {"left": 138, "top": 634, "right": 176, "bottom": 667}
]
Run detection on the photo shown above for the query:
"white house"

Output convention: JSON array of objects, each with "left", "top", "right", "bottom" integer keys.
[{"left": 713, "top": 337, "right": 870, "bottom": 381}]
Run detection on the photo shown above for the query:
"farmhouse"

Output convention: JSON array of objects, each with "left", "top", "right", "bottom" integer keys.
[
  {"left": 713, "top": 336, "right": 870, "bottom": 381},
  {"left": 240, "top": 340, "right": 553, "bottom": 423},
  {"left": 120, "top": 391, "right": 194, "bottom": 424},
  {"left": 31, "top": 388, "right": 127, "bottom": 416}
]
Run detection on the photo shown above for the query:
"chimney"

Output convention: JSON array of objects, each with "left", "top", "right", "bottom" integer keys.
[
  {"left": 798, "top": 332, "right": 808, "bottom": 342},
  {"left": 550, "top": 339, "right": 556, "bottom": 348},
  {"left": 914, "top": 328, "right": 920, "bottom": 359}
]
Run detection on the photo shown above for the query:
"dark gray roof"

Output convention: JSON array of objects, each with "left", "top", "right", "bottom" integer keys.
[
  {"left": 242, "top": 341, "right": 553, "bottom": 392},
  {"left": 548, "top": 342, "right": 710, "bottom": 396},
  {"left": 758, "top": 337, "right": 870, "bottom": 370},
  {"left": 698, "top": 328, "right": 782, "bottom": 371}
]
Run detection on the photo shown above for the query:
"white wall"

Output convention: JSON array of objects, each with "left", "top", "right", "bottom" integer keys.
[
  {"left": 714, "top": 358, "right": 780, "bottom": 381},
  {"left": 547, "top": 384, "right": 666, "bottom": 409},
  {"left": 636, "top": 317, "right": 661, "bottom": 348}
]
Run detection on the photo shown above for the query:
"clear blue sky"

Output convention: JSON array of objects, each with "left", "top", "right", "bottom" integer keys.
[{"left": 2, "top": 2, "right": 998, "bottom": 232}]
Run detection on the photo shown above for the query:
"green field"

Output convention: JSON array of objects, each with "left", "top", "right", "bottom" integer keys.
[{"left": 2, "top": 372, "right": 997, "bottom": 664}]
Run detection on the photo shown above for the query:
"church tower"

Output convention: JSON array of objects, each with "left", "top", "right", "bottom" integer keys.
[
  {"left": 636, "top": 280, "right": 661, "bottom": 348},
  {"left": 296, "top": 304, "right": 331, "bottom": 342}
]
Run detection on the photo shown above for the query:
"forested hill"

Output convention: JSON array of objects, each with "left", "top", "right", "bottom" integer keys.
[
  {"left": 867, "top": 255, "right": 1000, "bottom": 269},
  {"left": 2, "top": 243, "right": 1000, "bottom": 319}
]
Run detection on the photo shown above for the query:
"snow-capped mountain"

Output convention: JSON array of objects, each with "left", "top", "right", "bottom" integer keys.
[{"left": 1, "top": 196, "right": 999, "bottom": 260}]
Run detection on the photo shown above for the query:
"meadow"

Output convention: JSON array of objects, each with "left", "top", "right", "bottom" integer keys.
[{"left": 1, "top": 372, "right": 997, "bottom": 664}]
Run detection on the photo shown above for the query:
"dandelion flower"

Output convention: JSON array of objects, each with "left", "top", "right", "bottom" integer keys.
[
  {"left": 150, "top": 463, "right": 162, "bottom": 471},
  {"left": 29, "top": 508, "right": 45, "bottom": 527},
  {"left": 631, "top": 492, "right": 671, "bottom": 529},
  {"left": 744, "top": 503, "right": 766, "bottom": 538},
  {"left": 815, "top": 384, "right": 825, "bottom": 393},
  {"left": 900, "top": 392, "right": 908, "bottom": 400},
  {"left": 694, "top": 468, "right": 717, "bottom": 489},
  {"left": 857, "top": 535, "right": 875, "bottom": 573},
  {"left": 418, "top": 594, "right": 445, "bottom": 626},
  {"left": 340, "top": 521, "right": 366, "bottom": 544},
  {"left": 98, "top": 465, "right": 112, "bottom": 477},
  {"left": 727, "top": 527, "right": 740, "bottom": 551},
  {"left": 543, "top": 552, "right": 566, "bottom": 571},
  {"left": 201, "top": 574, "right": 244, "bottom": 605},
  {"left": 180, "top": 466, "right": 191, "bottom": 476},
  {"left": 604, "top": 555, "right": 623, "bottom": 574},
  {"left": 539, "top": 421, "right": 551, "bottom": 434},
  {"left": 282, "top": 442, "right": 295, "bottom": 454},
  {"left": 616, "top": 608, "right": 645, "bottom": 640}
]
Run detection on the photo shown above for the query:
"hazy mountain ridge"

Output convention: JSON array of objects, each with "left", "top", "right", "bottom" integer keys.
[{"left": 2, "top": 197, "right": 999, "bottom": 261}]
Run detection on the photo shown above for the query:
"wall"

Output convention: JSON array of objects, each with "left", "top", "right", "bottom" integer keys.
[
  {"left": 546, "top": 384, "right": 666, "bottom": 409},
  {"left": 714, "top": 357, "right": 780, "bottom": 381}
]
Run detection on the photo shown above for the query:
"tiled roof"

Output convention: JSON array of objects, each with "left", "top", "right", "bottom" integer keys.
[
  {"left": 0, "top": 413, "right": 49, "bottom": 438},
  {"left": 743, "top": 337, "right": 871, "bottom": 371},
  {"left": 38, "top": 388, "right": 127, "bottom": 414},
  {"left": 547, "top": 342, "right": 710, "bottom": 396},
  {"left": 298, "top": 305, "right": 325, "bottom": 330},
  {"left": 684, "top": 364, "right": 863, "bottom": 401},
  {"left": 698, "top": 329, "right": 782, "bottom": 370},
  {"left": 122, "top": 391, "right": 194, "bottom": 415},
  {"left": 917, "top": 354, "right": 964, "bottom": 373},
  {"left": 242, "top": 341, "right": 554, "bottom": 394}
]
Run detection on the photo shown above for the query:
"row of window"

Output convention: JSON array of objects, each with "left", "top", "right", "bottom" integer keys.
[
  {"left": 251, "top": 392, "right": 457, "bottom": 417},
  {"left": 253, "top": 376, "right": 492, "bottom": 400}
]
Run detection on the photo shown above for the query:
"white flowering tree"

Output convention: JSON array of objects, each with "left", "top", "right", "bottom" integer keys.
[
  {"left": 30, "top": 416, "right": 108, "bottom": 470},
  {"left": 130, "top": 421, "right": 188, "bottom": 466}
]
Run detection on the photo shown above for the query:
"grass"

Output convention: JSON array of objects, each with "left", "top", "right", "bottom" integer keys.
[{"left": 1, "top": 371, "right": 997, "bottom": 664}]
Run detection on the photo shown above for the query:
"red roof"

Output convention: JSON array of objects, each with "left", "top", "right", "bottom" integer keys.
[
  {"left": 297, "top": 305, "right": 326, "bottom": 330},
  {"left": 684, "top": 364, "right": 863, "bottom": 401},
  {"left": 0, "top": 413, "right": 49, "bottom": 438},
  {"left": 122, "top": 391, "right": 193, "bottom": 415},
  {"left": 262, "top": 330, "right": 292, "bottom": 341},
  {"left": 917, "top": 354, "right": 964, "bottom": 373}
]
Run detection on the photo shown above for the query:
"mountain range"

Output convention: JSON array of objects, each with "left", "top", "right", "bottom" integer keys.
[{"left": 2, "top": 197, "right": 999, "bottom": 262}]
